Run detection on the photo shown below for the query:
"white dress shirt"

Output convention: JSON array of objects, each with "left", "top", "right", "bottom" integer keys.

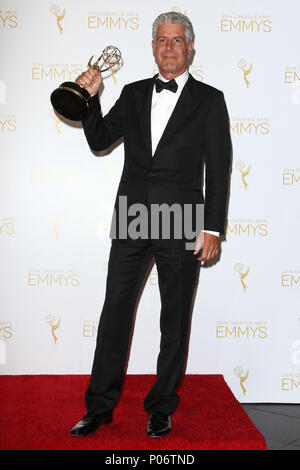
[{"left": 151, "top": 69, "right": 220, "bottom": 238}]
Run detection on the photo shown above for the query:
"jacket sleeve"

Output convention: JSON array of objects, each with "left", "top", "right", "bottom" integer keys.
[
  {"left": 81, "top": 86, "right": 127, "bottom": 151},
  {"left": 203, "top": 90, "right": 231, "bottom": 235}
]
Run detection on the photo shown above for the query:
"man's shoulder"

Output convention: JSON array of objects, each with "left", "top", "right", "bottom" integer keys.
[
  {"left": 190, "top": 75, "right": 224, "bottom": 97},
  {"left": 123, "top": 76, "right": 154, "bottom": 91}
]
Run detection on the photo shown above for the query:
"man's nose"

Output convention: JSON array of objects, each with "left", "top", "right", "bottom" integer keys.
[{"left": 165, "top": 39, "right": 174, "bottom": 50}]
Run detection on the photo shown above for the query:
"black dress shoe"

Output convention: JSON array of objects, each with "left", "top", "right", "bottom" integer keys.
[
  {"left": 70, "top": 411, "right": 113, "bottom": 436},
  {"left": 146, "top": 412, "right": 171, "bottom": 437}
]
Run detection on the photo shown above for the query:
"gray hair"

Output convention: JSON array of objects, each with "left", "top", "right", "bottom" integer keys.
[{"left": 152, "top": 11, "right": 195, "bottom": 43}]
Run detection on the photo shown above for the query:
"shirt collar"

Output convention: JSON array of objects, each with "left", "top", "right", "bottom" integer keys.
[{"left": 157, "top": 69, "right": 189, "bottom": 91}]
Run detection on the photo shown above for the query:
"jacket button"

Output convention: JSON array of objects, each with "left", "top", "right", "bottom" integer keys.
[{"left": 151, "top": 172, "right": 156, "bottom": 177}]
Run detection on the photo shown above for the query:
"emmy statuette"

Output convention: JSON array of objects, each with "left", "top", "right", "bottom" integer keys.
[{"left": 50, "top": 46, "right": 122, "bottom": 121}]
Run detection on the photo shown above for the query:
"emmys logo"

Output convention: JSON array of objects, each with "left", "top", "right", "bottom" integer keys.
[
  {"left": 171, "top": 7, "right": 187, "bottom": 16},
  {"left": 101, "top": 260, "right": 108, "bottom": 272},
  {"left": 32, "top": 63, "right": 84, "bottom": 81},
  {"left": 45, "top": 314, "right": 61, "bottom": 344},
  {"left": 282, "top": 168, "right": 300, "bottom": 185},
  {"left": 0, "top": 114, "right": 16, "bottom": 132},
  {"left": 236, "top": 161, "right": 251, "bottom": 189},
  {"left": 220, "top": 15, "right": 271, "bottom": 33},
  {"left": 0, "top": 218, "right": 15, "bottom": 235},
  {"left": 237, "top": 59, "right": 253, "bottom": 88},
  {"left": 88, "top": 10, "right": 139, "bottom": 30},
  {"left": 230, "top": 118, "right": 270, "bottom": 136},
  {"left": 234, "top": 263, "right": 250, "bottom": 292},
  {"left": 148, "top": 266, "right": 158, "bottom": 286},
  {"left": 227, "top": 219, "right": 268, "bottom": 236},
  {"left": 30, "top": 166, "right": 81, "bottom": 184},
  {"left": 82, "top": 320, "right": 98, "bottom": 338},
  {"left": 216, "top": 321, "right": 267, "bottom": 339},
  {"left": 281, "top": 270, "right": 300, "bottom": 287},
  {"left": 84, "top": 218, "right": 110, "bottom": 238},
  {"left": 234, "top": 366, "right": 249, "bottom": 395},
  {"left": 189, "top": 65, "right": 204, "bottom": 82},
  {"left": 0, "top": 321, "right": 13, "bottom": 340},
  {"left": 28, "top": 269, "right": 80, "bottom": 287},
  {"left": 50, "top": 109, "right": 62, "bottom": 135},
  {"left": 50, "top": 5, "right": 66, "bottom": 34},
  {"left": 153, "top": 65, "right": 204, "bottom": 82},
  {"left": 49, "top": 212, "right": 62, "bottom": 240},
  {"left": 281, "top": 373, "right": 300, "bottom": 392},
  {"left": 0, "top": 9, "right": 18, "bottom": 28},
  {"left": 0, "top": 319, "right": 12, "bottom": 364},
  {"left": 104, "top": 161, "right": 121, "bottom": 187},
  {"left": 110, "top": 65, "right": 120, "bottom": 85},
  {"left": 284, "top": 66, "right": 300, "bottom": 84}
]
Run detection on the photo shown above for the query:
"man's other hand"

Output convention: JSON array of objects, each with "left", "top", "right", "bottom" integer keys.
[{"left": 194, "top": 232, "right": 220, "bottom": 261}]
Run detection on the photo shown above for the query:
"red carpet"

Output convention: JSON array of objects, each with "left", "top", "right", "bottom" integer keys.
[{"left": 0, "top": 374, "right": 266, "bottom": 450}]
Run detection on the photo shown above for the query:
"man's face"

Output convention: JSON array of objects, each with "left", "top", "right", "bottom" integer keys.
[{"left": 152, "top": 22, "right": 194, "bottom": 79}]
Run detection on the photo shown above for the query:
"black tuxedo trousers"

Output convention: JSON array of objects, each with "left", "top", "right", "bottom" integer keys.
[{"left": 85, "top": 237, "right": 200, "bottom": 415}]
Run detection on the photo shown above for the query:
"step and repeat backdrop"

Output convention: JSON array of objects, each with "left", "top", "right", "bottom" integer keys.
[{"left": 0, "top": 0, "right": 299, "bottom": 403}]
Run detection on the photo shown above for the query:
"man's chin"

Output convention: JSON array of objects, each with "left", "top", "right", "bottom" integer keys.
[{"left": 159, "top": 65, "right": 180, "bottom": 75}]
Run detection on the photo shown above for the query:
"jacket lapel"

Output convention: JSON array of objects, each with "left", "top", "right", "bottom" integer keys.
[{"left": 137, "top": 75, "right": 156, "bottom": 157}]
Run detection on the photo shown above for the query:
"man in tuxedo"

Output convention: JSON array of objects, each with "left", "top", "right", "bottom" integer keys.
[{"left": 70, "top": 11, "right": 231, "bottom": 438}]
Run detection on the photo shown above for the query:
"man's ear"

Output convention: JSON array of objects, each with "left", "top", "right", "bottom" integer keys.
[
  {"left": 188, "top": 41, "right": 194, "bottom": 59},
  {"left": 152, "top": 40, "right": 156, "bottom": 57}
]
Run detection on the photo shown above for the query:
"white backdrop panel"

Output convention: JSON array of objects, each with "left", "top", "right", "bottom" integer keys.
[{"left": 0, "top": 0, "right": 300, "bottom": 402}]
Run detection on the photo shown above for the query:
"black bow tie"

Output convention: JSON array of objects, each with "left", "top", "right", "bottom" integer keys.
[{"left": 155, "top": 78, "right": 178, "bottom": 93}]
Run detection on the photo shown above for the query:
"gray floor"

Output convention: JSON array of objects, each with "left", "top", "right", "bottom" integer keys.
[{"left": 241, "top": 404, "right": 300, "bottom": 450}]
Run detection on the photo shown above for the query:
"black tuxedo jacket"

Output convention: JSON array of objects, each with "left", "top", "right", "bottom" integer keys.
[{"left": 82, "top": 73, "right": 231, "bottom": 238}]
